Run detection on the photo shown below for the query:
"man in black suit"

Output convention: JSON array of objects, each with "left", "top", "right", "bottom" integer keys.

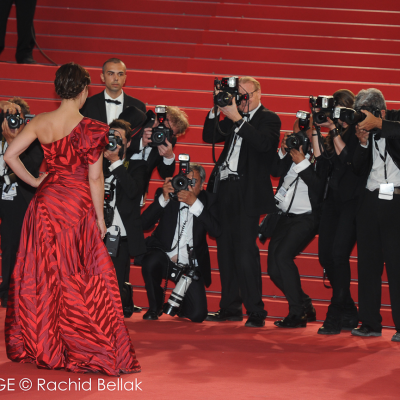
[
  {"left": 103, "top": 118, "right": 147, "bottom": 317},
  {"left": 140, "top": 164, "right": 221, "bottom": 322},
  {"left": 268, "top": 126, "right": 328, "bottom": 328},
  {"left": 351, "top": 88, "right": 400, "bottom": 342},
  {"left": 202, "top": 76, "right": 281, "bottom": 327},
  {"left": 0, "top": 97, "right": 43, "bottom": 307},
  {"left": 81, "top": 58, "right": 146, "bottom": 124}
]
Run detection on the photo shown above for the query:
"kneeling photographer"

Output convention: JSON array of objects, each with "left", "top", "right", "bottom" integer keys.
[
  {"left": 0, "top": 97, "right": 43, "bottom": 307},
  {"left": 266, "top": 113, "right": 329, "bottom": 328},
  {"left": 139, "top": 158, "right": 221, "bottom": 322},
  {"left": 103, "top": 118, "right": 148, "bottom": 317}
]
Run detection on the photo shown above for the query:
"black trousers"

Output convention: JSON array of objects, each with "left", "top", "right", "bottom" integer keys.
[
  {"left": 109, "top": 239, "right": 131, "bottom": 304},
  {"left": 216, "top": 180, "right": 265, "bottom": 316},
  {"left": 318, "top": 190, "right": 357, "bottom": 316},
  {"left": 267, "top": 211, "right": 319, "bottom": 317},
  {"left": 356, "top": 189, "right": 400, "bottom": 332},
  {"left": 0, "top": 193, "right": 28, "bottom": 300},
  {"left": 141, "top": 249, "right": 208, "bottom": 323},
  {"left": 0, "top": 0, "right": 36, "bottom": 62}
]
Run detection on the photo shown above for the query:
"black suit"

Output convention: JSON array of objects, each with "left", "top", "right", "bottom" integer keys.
[
  {"left": 81, "top": 91, "right": 146, "bottom": 124},
  {"left": 140, "top": 188, "right": 221, "bottom": 322},
  {"left": 203, "top": 105, "right": 281, "bottom": 316},
  {"left": 103, "top": 158, "right": 147, "bottom": 300},
  {"left": 127, "top": 132, "right": 176, "bottom": 190},
  {"left": 268, "top": 149, "right": 328, "bottom": 317},
  {"left": 353, "top": 117, "right": 400, "bottom": 332},
  {"left": 0, "top": 139, "right": 43, "bottom": 301}
]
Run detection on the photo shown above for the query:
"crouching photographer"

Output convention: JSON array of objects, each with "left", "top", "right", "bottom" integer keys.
[
  {"left": 0, "top": 97, "right": 43, "bottom": 307},
  {"left": 139, "top": 158, "right": 221, "bottom": 322},
  {"left": 265, "top": 115, "right": 329, "bottom": 328},
  {"left": 103, "top": 118, "right": 148, "bottom": 317}
]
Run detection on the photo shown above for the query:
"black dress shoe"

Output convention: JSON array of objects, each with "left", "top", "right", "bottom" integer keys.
[
  {"left": 133, "top": 305, "right": 142, "bottom": 313},
  {"left": 17, "top": 57, "right": 37, "bottom": 64},
  {"left": 304, "top": 304, "right": 316, "bottom": 322},
  {"left": 318, "top": 314, "right": 342, "bottom": 335},
  {"left": 244, "top": 313, "right": 265, "bottom": 328},
  {"left": 274, "top": 314, "right": 307, "bottom": 328},
  {"left": 143, "top": 309, "right": 163, "bottom": 320},
  {"left": 351, "top": 325, "right": 381, "bottom": 337},
  {"left": 205, "top": 309, "right": 243, "bottom": 322},
  {"left": 341, "top": 306, "right": 358, "bottom": 330}
]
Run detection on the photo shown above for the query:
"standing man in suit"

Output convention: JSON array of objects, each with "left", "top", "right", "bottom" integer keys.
[
  {"left": 0, "top": 97, "right": 43, "bottom": 307},
  {"left": 140, "top": 164, "right": 221, "bottom": 322},
  {"left": 103, "top": 118, "right": 147, "bottom": 317},
  {"left": 202, "top": 76, "right": 281, "bottom": 327},
  {"left": 81, "top": 58, "right": 146, "bottom": 124},
  {"left": 351, "top": 88, "right": 400, "bottom": 342}
]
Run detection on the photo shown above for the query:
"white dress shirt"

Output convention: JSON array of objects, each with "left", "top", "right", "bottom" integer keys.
[
  {"left": 277, "top": 148, "right": 313, "bottom": 214},
  {"left": 158, "top": 195, "right": 204, "bottom": 265},
  {"left": 130, "top": 139, "right": 175, "bottom": 165},
  {"left": 104, "top": 90, "right": 124, "bottom": 125}
]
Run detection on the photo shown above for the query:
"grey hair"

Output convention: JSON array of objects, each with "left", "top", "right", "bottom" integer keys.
[
  {"left": 355, "top": 88, "right": 387, "bottom": 111},
  {"left": 190, "top": 163, "right": 206, "bottom": 185}
]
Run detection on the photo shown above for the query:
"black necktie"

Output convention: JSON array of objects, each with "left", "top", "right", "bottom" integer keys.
[
  {"left": 242, "top": 113, "right": 250, "bottom": 120},
  {"left": 105, "top": 99, "right": 121, "bottom": 105}
]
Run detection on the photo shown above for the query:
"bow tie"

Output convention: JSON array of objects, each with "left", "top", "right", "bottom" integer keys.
[{"left": 105, "top": 99, "right": 121, "bottom": 105}]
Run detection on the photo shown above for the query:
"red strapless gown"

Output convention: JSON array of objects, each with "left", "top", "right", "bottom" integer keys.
[{"left": 5, "top": 117, "right": 140, "bottom": 376}]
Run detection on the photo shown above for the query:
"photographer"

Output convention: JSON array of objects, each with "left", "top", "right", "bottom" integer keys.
[
  {"left": 268, "top": 118, "right": 329, "bottom": 328},
  {"left": 139, "top": 163, "right": 221, "bottom": 322},
  {"left": 203, "top": 76, "right": 281, "bottom": 327},
  {"left": 0, "top": 97, "right": 43, "bottom": 307},
  {"left": 103, "top": 118, "right": 147, "bottom": 317},
  {"left": 312, "top": 90, "right": 361, "bottom": 335},
  {"left": 127, "top": 106, "right": 189, "bottom": 192},
  {"left": 351, "top": 88, "right": 400, "bottom": 342}
]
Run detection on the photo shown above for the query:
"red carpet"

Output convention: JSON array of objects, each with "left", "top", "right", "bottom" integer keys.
[{"left": 0, "top": 308, "right": 399, "bottom": 399}]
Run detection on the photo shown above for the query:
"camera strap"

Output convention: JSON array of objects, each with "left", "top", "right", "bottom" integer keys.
[
  {"left": 170, "top": 206, "right": 189, "bottom": 252},
  {"left": 374, "top": 136, "right": 388, "bottom": 182}
]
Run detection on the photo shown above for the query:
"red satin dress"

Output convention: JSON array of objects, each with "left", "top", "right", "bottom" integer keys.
[{"left": 5, "top": 117, "right": 141, "bottom": 376}]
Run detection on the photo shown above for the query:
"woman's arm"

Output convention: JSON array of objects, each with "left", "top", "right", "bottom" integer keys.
[{"left": 88, "top": 153, "right": 107, "bottom": 239}]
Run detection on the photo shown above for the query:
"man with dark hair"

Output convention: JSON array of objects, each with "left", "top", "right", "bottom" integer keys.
[
  {"left": 103, "top": 118, "right": 147, "bottom": 317},
  {"left": 202, "top": 76, "right": 281, "bottom": 327},
  {"left": 139, "top": 163, "right": 220, "bottom": 322},
  {"left": 352, "top": 88, "right": 400, "bottom": 342},
  {"left": 81, "top": 58, "right": 146, "bottom": 124},
  {"left": 0, "top": 97, "right": 43, "bottom": 307},
  {"left": 0, "top": 0, "right": 37, "bottom": 64}
]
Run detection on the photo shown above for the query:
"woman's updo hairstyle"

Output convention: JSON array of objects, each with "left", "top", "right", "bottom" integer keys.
[{"left": 54, "top": 62, "right": 91, "bottom": 99}]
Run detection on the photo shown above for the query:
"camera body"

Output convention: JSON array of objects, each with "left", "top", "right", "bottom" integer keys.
[
  {"left": 285, "top": 130, "right": 310, "bottom": 154},
  {"left": 106, "top": 129, "right": 123, "bottom": 151},
  {"left": 213, "top": 77, "right": 249, "bottom": 107},
  {"left": 309, "top": 95, "right": 337, "bottom": 124},
  {"left": 296, "top": 110, "right": 311, "bottom": 131},
  {"left": 170, "top": 154, "right": 196, "bottom": 200},
  {"left": 6, "top": 112, "right": 35, "bottom": 129},
  {"left": 149, "top": 105, "right": 173, "bottom": 147},
  {"left": 334, "top": 107, "right": 381, "bottom": 125}
]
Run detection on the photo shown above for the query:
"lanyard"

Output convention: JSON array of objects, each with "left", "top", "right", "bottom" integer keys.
[
  {"left": 170, "top": 206, "right": 189, "bottom": 251},
  {"left": 374, "top": 137, "right": 388, "bottom": 182}
]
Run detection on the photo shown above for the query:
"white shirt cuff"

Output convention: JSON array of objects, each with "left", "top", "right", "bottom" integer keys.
[
  {"left": 293, "top": 158, "right": 311, "bottom": 173},
  {"left": 189, "top": 198, "right": 204, "bottom": 217},
  {"left": 360, "top": 140, "right": 369, "bottom": 148},
  {"left": 109, "top": 159, "right": 123, "bottom": 171},
  {"left": 163, "top": 153, "right": 175, "bottom": 165},
  {"left": 278, "top": 148, "right": 286, "bottom": 159},
  {"left": 158, "top": 194, "right": 170, "bottom": 208}
]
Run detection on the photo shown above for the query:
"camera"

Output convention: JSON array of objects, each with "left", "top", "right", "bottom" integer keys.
[
  {"left": 104, "top": 181, "right": 115, "bottom": 203},
  {"left": 106, "top": 129, "right": 123, "bottom": 151},
  {"left": 213, "top": 77, "right": 249, "bottom": 107},
  {"left": 6, "top": 112, "right": 35, "bottom": 129},
  {"left": 163, "top": 247, "right": 201, "bottom": 316},
  {"left": 170, "top": 154, "right": 197, "bottom": 200},
  {"left": 149, "top": 105, "right": 172, "bottom": 147},
  {"left": 333, "top": 107, "right": 380, "bottom": 125},
  {"left": 309, "top": 95, "right": 337, "bottom": 124},
  {"left": 285, "top": 131, "right": 310, "bottom": 154},
  {"left": 296, "top": 110, "right": 311, "bottom": 131}
]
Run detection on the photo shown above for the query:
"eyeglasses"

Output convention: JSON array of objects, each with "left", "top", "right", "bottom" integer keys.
[{"left": 240, "top": 89, "right": 259, "bottom": 99}]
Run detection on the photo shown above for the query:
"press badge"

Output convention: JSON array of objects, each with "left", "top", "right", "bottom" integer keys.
[
  {"left": 2, "top": 183, "right": 17, "bottom": 200},
  {"left": 379, "top": 183, "right": 394, "bottom": 200},
  {"left": 274, "top": 186, "right": 287, "bottom": 203}
]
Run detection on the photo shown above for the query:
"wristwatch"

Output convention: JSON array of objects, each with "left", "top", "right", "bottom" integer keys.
[
  {"left": 234, "top": 118, "right": 244, "bottom": 128},
  {"left": 329, "top": 128, "right": 339, "bottom": 137}
]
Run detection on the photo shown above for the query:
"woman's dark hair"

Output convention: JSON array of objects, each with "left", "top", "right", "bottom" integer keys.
[
  {"left": 325, "top": 89, "right": 355, "bottom": 153},
  {"left": 54, "top": 62, "right": 91, "bottom": 99}
]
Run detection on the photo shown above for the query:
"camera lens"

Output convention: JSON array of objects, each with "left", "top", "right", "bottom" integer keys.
[
  {"left": 172, "top": 175, "right": 188, "bottom": 191},
  {"left": 214, "top": 92, "right": 233, "bottom": 107}
]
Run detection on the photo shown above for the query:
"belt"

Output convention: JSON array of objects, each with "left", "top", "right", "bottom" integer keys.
[
  {"left": 373, "top": 187, "right": 400, "bottom": 195},
  {"left": 224, "top": 174, "right": 241, "bottom": 181},
  {"left": 284, "top": 211, "right": 313, "bottom": 217}
]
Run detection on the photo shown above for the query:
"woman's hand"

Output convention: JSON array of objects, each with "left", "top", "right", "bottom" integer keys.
[
  {"left": 96, "top": 218, "right": 107, "bottom": 240},
  {"left": 33, "top": 172, "right": 49, "bottom": 188}
]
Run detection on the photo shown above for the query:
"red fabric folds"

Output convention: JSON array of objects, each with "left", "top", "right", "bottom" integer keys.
[{"left": 5, "top": 117, "right": 141, "bottom": 376}]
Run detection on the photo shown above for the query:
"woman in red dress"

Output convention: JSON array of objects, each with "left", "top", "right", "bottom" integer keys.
[{"left": 3, "top": 63, "right": 141, "bottom": 376}]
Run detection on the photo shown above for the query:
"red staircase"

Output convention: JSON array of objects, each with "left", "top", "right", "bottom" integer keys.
[{"left": 1, "top": 0, "right": 400, "bottom": 327}]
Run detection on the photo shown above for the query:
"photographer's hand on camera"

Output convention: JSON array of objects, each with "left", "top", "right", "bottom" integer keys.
[
  {"left": 142, "top": 127, "right": 153, "bottom": 147},
  {"left": 355, "top": 124, "right": 370, "bottom": 146},
  {"left": 177, "top": 184, "right": 197, "bottom": 206},
  {"left": 104, "top": 145, "right": 122, "bottom": 163},
  {"left": 280, "top": 132, "right": 290, "bottom": 155},
  {"left": 158, "top": 137, "right": 174, "bottom": 159},
  {"left": 290, "top": 147, "right": 306, "bottom": 164},
  {"left": 0, "top": 101, "right": 21, "bottom": 115},
  {"left": 219, "top": 97, "right": 243, "bottom": 123},
  {"left": 162, "top": 177, "right": 174, "bottom": 201},
  {"left": 358, "top": 110, "right": 383, "bottom": 131},
  {"left": 1, "top": 119, "right": 19, "bottom": 144},
  {"left": 315, "top": 116, "right": 336, "bottom": 131}
]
